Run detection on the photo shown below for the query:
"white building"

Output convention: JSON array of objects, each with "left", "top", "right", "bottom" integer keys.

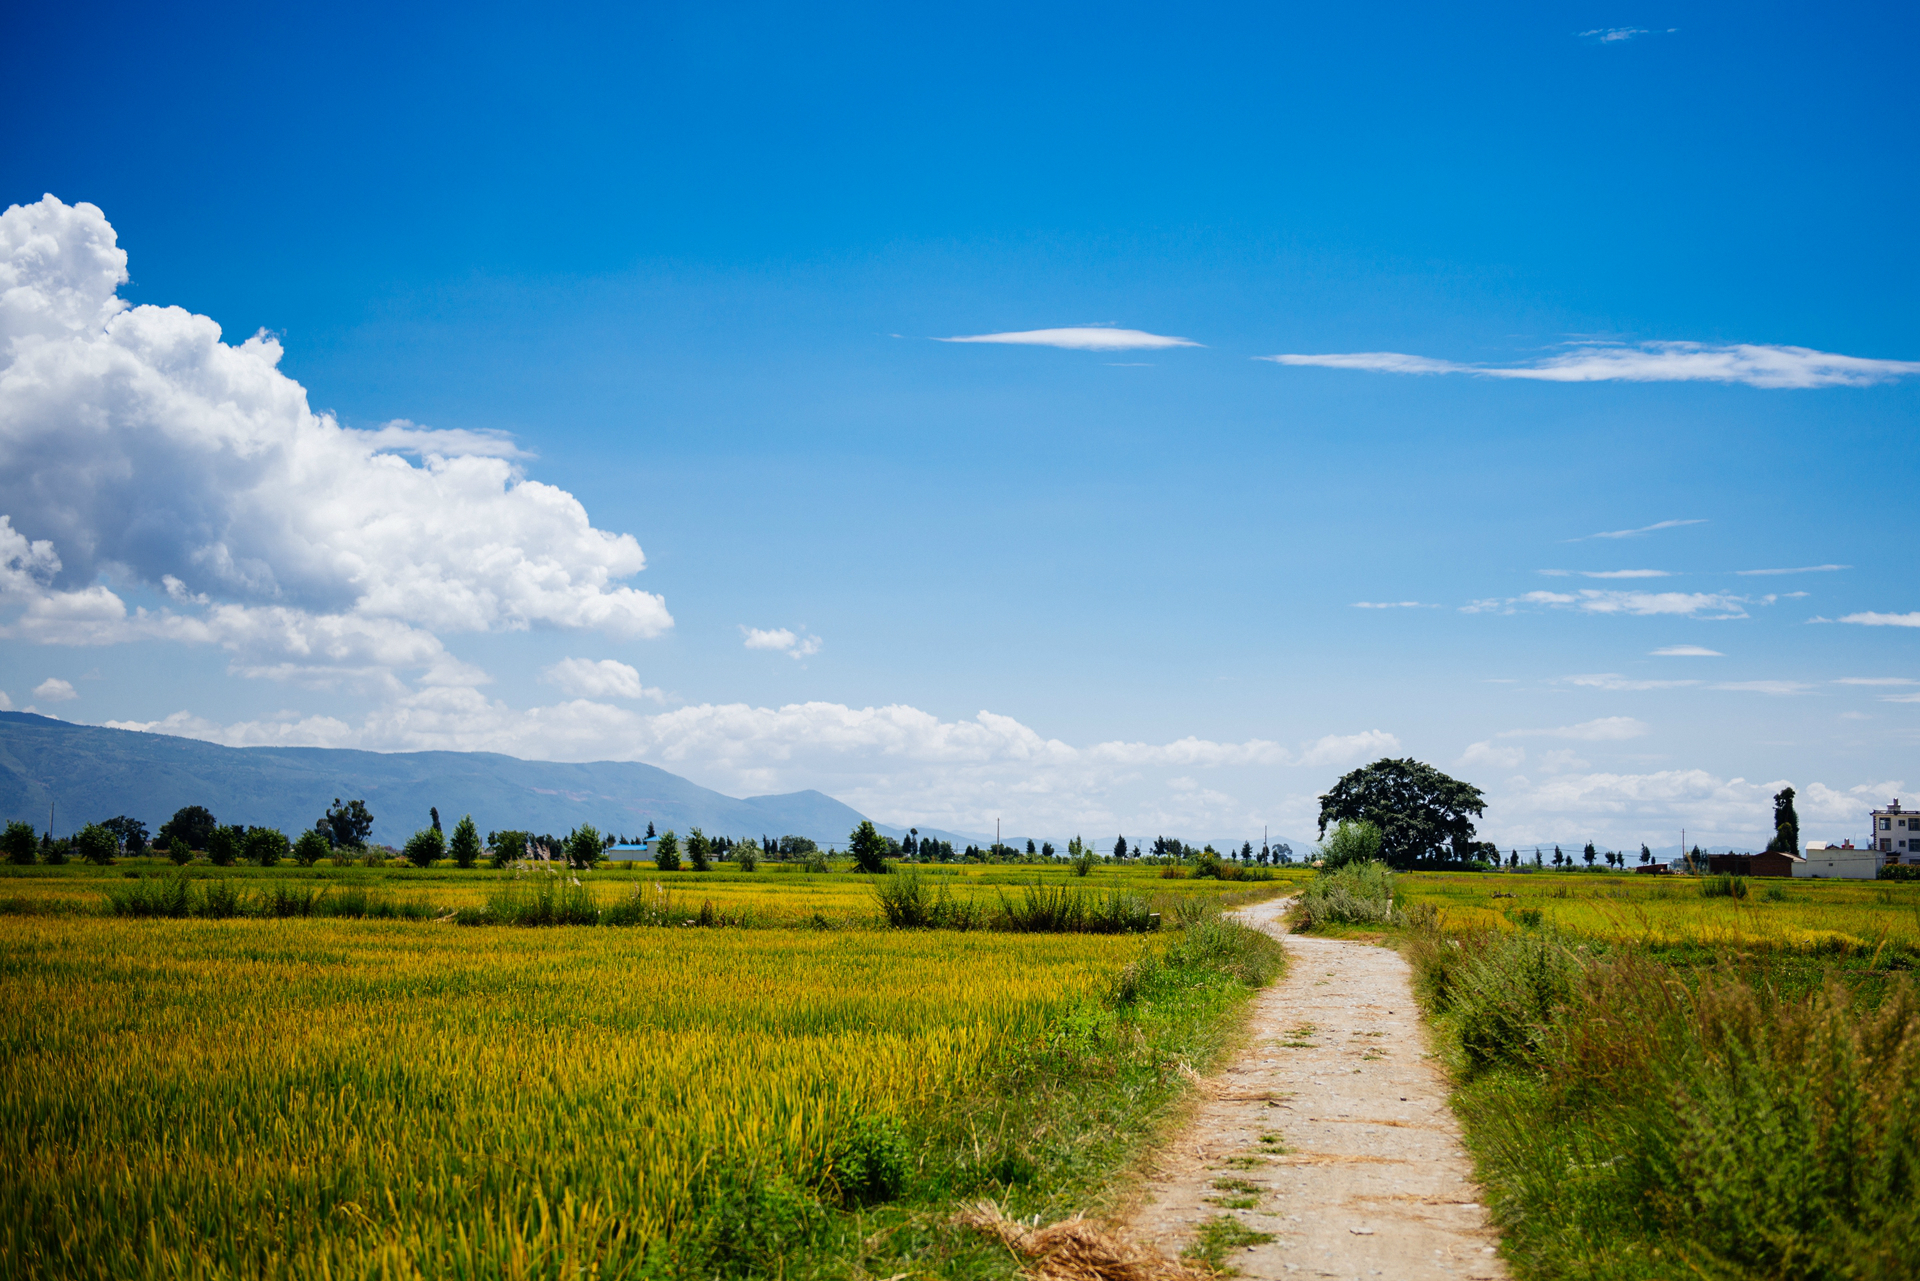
[
  {"left": 1872, "top": 800, "right": 1920, "bottom": 865},
  {"left": 1797, "top": 841, "right": 1881, "bottom": 879}
]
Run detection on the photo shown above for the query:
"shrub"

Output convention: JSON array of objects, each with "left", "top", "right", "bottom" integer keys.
[
  {"left": 1067, "top": 836, "right": 1096, "bottom": 877},
  {"left": 803, "top": 849, "right": 830, "bottom": 873},
  {"left": 1879, "top": 863, "right": 1920, "bottom": 882},
  {"left": 653, "top": 830, "right": 682, "bottom": 871},
  {"left": 1318, "top": 819, "right": 1384, "bottom": 870},
  {"left": 482, "top": 869, "right": 599, "bottom": 925},
  {"left": 74, "top": 823, "right": 118, "bottom": 865},
  {"left": 687, "top": 827, "right": 712, "bottom": 872},
  {"left": 1701, "top": 872, "right": 1749, "bottom": 899},
  {"left": 601, "top": 880, "right": 676, "bottom": 926},
  {"left": 873, "top": 871, "right": 980, "bottom": 930},
  {"left": 40, "top": 835, "right": 69, "bottom": 865},
  {"left": 1290, "top": 861, "right": 1398, "bottom": 932},
  {"left": 197, "top": 878, "right": 244, "bottom": 919},
  {"left": 206, "top": 824, "right": 242, "bottom": 867},
  {"left": 735, "top": 843, "right": 758, "bottom": 872},
  {"left": 2, "top": 820, "right": 37, "bottom": 865},
  {"left": 292, "top": 829, "right": 330, "bottom": 866},
  {"left": 403, "top": 827, "right": 445, "bottom": 868},
  {"left": 263, "top": 883, "right": 318, "bottom": 917},
  {"left": 829, "top": 1115, "right": 909, "bottom": 1206},
  {"left": 244, "top": 826, "right": 289, "bottom": 867},
  {"left": 167, "top": 836, "right": 193, "bottom": 865},
  {"left": 106, "top": 871, "right": 195, "bottom": 918},
  {"left": 488, "top": 829, "right": 527, "bottom": 868}
]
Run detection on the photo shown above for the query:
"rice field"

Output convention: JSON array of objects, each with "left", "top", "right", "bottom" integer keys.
[
  {"left": 1395, "top": 868, "right": 1920, "bottom": 957},
  {"left": 0, "top": 859, "right": 1306, "bottom": 925},
  {"left": 0, "top": 863, "right": 1292, "bottom": 1279}
]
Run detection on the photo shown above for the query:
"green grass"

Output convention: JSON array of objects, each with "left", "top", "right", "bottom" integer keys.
[{"left": 1181, "top": 1214, "right": 1275, "bottom": 1268}]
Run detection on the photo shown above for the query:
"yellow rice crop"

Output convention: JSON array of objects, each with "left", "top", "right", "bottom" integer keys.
[
  {"left": 0, "top": 915, "right": 1143, "bottom": 1279},
  {"left": 1398, "top": 870, "right": 1920, "bottom": 955}
]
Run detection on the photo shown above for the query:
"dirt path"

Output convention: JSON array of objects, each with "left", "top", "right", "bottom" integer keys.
[{"left": 1125, "top": 898, "right": 1505, "bottom": 1279}]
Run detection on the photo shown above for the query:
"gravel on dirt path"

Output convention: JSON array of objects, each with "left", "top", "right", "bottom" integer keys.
[{"left": 1125, "top": 897, "right": 1506, "bottom": 1279}]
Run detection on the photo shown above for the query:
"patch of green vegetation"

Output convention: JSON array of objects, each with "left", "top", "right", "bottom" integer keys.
[{"left": 1182, "top": 1215, "right": 1276, "bottom": 1269}]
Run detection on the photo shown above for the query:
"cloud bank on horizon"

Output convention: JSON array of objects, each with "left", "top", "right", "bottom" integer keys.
[{"left": 1262, "top": 341, "right": 1920, "bottom": 389}]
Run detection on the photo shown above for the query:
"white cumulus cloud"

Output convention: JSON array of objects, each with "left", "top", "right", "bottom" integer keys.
[
  {"left": 938, "top": 327, "right": 1201, "bottom": 352},
  {"left": 1260, "top": 341, "right": 1920, "bottom": 389},
  {"left": 32, "top": 676, "right": 76, "bottom": 702},
  {"left": 740, "top": 625, "right": 822, "bottom": 659},
  {"left": 1651, "top": 645, "right": 1722, "bottom": 657},
  {"left": 0, "top": 195, "right": 671, "bottom": 691},
  {"left": 539, "top": 657, "right": 663, "bottom": 702}
]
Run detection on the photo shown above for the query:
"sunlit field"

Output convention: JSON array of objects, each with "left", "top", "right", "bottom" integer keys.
[
  {"left": 0, "top": 862, "right": 1292, "bottom": 1279},
  {"left": 1396, "top": 868, "right": 1920, "bottom": 957}
]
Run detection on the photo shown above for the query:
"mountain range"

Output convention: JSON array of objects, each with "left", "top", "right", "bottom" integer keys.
[{"left": 0, "top": 712, "right": 967, "bottom": 848}]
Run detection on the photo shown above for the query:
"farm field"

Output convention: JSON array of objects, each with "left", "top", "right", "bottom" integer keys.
[
  {"left": 1395, "top": 868, "right": 1920, "bottom": 960},
  {"left": 0, "top": 865, "right": 1290, "bottom": 1280},
  {"left": 0, "top": 859, "right": 1310, "bottom": 924}
]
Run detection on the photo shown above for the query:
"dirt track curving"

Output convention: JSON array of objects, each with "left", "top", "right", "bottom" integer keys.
[{"left": 1125, "top": 897, "right": 1506, "bottom": 1279}]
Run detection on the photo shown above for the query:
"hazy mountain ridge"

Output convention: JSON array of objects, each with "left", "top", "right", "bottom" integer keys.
[{"left": 0, "top": 712, "right": 960, "bottom": 847}]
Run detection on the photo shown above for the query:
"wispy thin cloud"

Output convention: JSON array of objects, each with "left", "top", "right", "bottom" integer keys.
[
  {"left": 1584, "top": 569, "right": 1671, "bottom": 578},
  {"left": 1579, "top": 27, "right": 1649, "bottom": 42},
  {"left": 1838, "top": 612, "right": 1920, "bottom": 628},
  {"left": 1737, "top": 564, "right": 1850, "bottom": 576},
  {"left": 1581, "top": 519, "right": 1706, "bottom": 541},
  {"left": 1710, "top": 680, "right": 1815, "bottom": 696},
  {"left": 939, "top": 327, "right": 1201, "bottom": 352},
  {"left": 1352, "top": 600, "right": 1439, "bottom": 609},
  {"left": 1833, "top": 677, "right": 1916, "bottom": 686},
  {"left": 1522, "top": 589, "right": 1747, "bottom": 618},
  {"left": 1499, "top": 716, "right": 1649, "bottom": 742},
  {"left": 1566, "top": 673, "right": 1698, "bottom": 691},
  {"left": 1259, "top": 341, "right": 1920, "bottom": 389},
  {"left": 1652, "top": 645, "right": 1722, "bottom": 657}
]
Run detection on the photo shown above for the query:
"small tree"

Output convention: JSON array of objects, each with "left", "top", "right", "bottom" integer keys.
[
  {"left": 687, "top": 827, "right": 712, "bottom": 872},
  {"left": 654, "top": 831, "right": 681, "bottom": 871},
  {"left": 318, "top": 798, "right": 375, "bottom": 849},
  {"left": 41, "top": 833, "right": 68, "bottom": 865},
  {"left": 736, "top": 841, "right": 758, "bottom": 871},
  {"left": 404, "top": 827, "right": 445, "bottom": 868},
  {"left": 1067, "top": 836, "right": 1096, "bottom": 877},
  {"left": 1767, "top": 787, "right": 1800, "bottom": 854},
  {"left": 646, "top": 821, "right": 657, "bottom": 839},
  {"left": 430, "top": 807, "right": 442, "bottom": 833},
  {"left": 1114, "top": 834, "right": 1129, "bottom": 860},
  {"left": 292, "top": 829, "right": 330, "bottom": 866},
  {"left": 1320, "top": 819, "right": 1384, "bottom": 869},
  {"left": 1, "top": 820, "right": 35, "bottom": 865},
  {"left": 207, "top": 825, "right": 243, "bottom": 867},
  {"left": 449, "top": 815, "right": 482, "bottom": 868},
  {"left": 1583, "top": 842, "right": 1597, "bottom": 868},
  {"left": 564, "top": 825, "right": 603, "bottom": 870},
  {"left": 75, "top": 823, "right": 118, "bottom": 865},
  {"left": 168, "top": 835, "right": 193, "bottom": 865},
  {"left": 1640, "top": 843, "right": 1651, "bottom": 864},
  {"left": 245, "top": 827, "right": 289, "bottom": 867},
  {"left": 848, "top": 821, "right": 890, "bottom": 874},
  {"left": 102, "top": 815, "right": 149, "bottom": 854},
  {"left": 489, "top": 830, "right": 527, "bottom": 868}
]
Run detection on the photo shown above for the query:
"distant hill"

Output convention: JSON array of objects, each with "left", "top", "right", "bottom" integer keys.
[{"left": 0, "top": 712, "right": 957, "bottom": 848}]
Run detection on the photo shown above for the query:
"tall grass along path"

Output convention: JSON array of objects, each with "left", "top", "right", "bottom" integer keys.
[{"left": 1127, "top": 896, "right": 1505, "bottom": 1278}]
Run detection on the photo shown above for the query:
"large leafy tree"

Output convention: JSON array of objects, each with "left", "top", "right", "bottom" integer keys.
[
  {"left": 1316, "top": 758, "right": 1487, "bottom": 869},
  {"left": 157, "top": 805, "right": 217, "bottom": 851}
]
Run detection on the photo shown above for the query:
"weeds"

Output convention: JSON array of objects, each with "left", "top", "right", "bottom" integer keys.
[{"left": 1290, "top": 861, "right": 1399, "bottom": 932}]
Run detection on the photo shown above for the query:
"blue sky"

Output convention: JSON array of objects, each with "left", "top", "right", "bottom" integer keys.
[{"left": 2, "top": 1, "right": 1916, "bottom": 848}]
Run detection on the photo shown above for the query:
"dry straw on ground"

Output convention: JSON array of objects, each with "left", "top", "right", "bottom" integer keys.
[{"left": 956, "top": 1200, "right": 1207, "bottom": 1281}]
